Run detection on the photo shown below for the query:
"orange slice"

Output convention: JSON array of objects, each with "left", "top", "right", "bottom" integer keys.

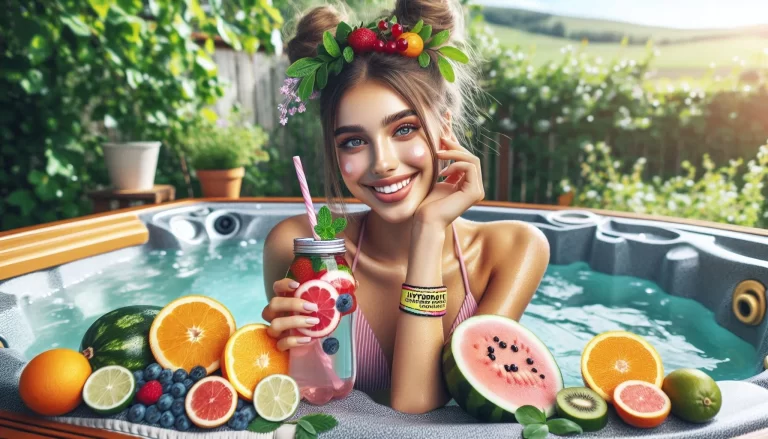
[
  {"left": 149, "top": 295, "right": 236, "bottom": 374},
  {"left": 221, "top": 323, "right": 289, "bottom": 401},
  {"left": 580, "top": 331, "right": 663, "bottom": 403}
]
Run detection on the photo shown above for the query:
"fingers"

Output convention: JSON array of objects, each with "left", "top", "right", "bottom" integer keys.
[
  {"left": 267, "top": 314, "right": 321, "bottom": 338},
  {"left": 436, "top": 149, "right": 481, "bottom": 167},
  {"left": 440, "top": 132, "right": 471, "bottom": 154},
  {"left": 261, "top": 295, "right": 318, "bottom": 322},
  {"left": 277, "top": 335, "right": 312, "bottom": 352},
  {"left": 439, "top": 161, "right": 485, "bottom": 201},
  {"left": 274, "top": 278, "right": 300, "bottom": 296}
]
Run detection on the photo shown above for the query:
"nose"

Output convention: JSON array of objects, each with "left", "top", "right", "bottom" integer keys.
[{"left": 370, "top": 136, "right": 399, "bottom": 176}]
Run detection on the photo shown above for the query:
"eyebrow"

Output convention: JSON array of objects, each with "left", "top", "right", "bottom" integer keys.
[{"left": 334, "top": 109, "right": 417, "bottom": 136}]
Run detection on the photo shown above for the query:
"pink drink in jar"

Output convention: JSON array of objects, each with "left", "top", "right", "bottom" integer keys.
[{"left": 286, "top": 238, "right": 356, "bottom": 404}]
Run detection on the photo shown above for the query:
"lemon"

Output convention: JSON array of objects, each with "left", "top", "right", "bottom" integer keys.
[{"left": 253, "top": 374, "right": 300, "bottom": 422}]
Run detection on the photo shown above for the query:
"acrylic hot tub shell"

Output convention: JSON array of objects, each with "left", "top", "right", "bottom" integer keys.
[{"left": 2, "top": 198, "right": 768, "bottom": 439}]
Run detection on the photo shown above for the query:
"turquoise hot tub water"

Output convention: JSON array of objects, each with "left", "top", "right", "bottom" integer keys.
[{"left": 20, "top": 239, "right": 756, "bottom": 388}]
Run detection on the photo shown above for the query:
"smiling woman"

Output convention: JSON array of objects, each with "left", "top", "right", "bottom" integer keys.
[{"left": 261, "top": 0, "right": 551, "bottom": 414}]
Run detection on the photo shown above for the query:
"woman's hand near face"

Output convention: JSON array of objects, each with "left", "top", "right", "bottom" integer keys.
[
  {"left": 260, "top": 278, "right": 320, "bottom": 351},
  {"left": 414, "top": 130, "right": 485, "bottom": 228}
]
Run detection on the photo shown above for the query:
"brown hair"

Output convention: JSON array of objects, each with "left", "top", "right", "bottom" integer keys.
[{"left": 285, "top": 0, "right": 482, "bottom": 219}]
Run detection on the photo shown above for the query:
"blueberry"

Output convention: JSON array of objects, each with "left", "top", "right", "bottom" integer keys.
[
  {"left": 128, "top": 404, "right": 146, "bottom": 423},
  {"left": 161, "top": 380, "right": 172, "bottom": 394},
  {"left": 228, "top": 412, "right": 249, "bottom": 430},
  {"left": 240, "top": 406, "right": 257, "bottom": 423},
  {"left": 133, "top": 370, "right": 144, "bottom": 383},
  {"left": 173, "top": 369, "right": 188, "bottom": 383},
  {"left": 170, "top": 382, "right": 187, "bottom": 398},
  {"left": 145, "top": 405, "right": 162, "bottom": 424},
  {"left": 159, "top": 369, "right": 173, "bottom": 383},
  {"left": 171, "top": 398, "right": 185, "bottom": 416},
  {"left": 237, "top": 399, "right": 245, "bottom": 411},
  {"left": 190, "top": 365, "right": 206, "bottom": 382},
  {"left": 322, "top": 337, "right": 340, "bottom": 355},
  {"left": 182, "top": 378, "right": 194, "bottom": 389},
  {"left": 144, "top": 363, "right": 162, "bottom": 381},
  {"left": 135, "top": 380, "right": 146, "bottom": 391},
  {"left": 159, "top": 410, "right": 175, "bottom": 428},
  {"left": 157, "top": 394, "right": 173, "bottom": 411},
  {"left": 175, "top": 414, "right": 191, "bottom": 431},
  {"left": 336, "top": 294, "right": 353, "bottom": 313}
]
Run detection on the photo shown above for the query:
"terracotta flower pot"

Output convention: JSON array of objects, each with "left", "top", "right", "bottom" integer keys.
[{"left": 196, "top": 167, "right": 245, "bottom": 198}]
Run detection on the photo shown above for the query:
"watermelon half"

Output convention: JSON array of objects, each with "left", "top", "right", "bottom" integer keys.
[{"left": 442, "top": 315, "right": 564, "bottom": 422}]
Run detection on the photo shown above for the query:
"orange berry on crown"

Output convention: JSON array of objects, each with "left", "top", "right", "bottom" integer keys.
[{"left": 398, "top": 32, "right": 424, "bottom": 58}]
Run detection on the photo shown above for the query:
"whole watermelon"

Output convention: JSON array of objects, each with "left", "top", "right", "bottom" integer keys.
[{"left": 80, "top": 305, "right": 161, "bottom": 371}]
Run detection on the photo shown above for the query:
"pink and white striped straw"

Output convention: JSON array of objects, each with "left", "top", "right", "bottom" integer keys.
[{"left": 293, "top": 156, "right": 320, "bottom": 240}]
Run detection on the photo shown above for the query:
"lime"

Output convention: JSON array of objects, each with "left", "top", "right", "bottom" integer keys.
[
  {"left": 661, "top": 368, "right": 722, "bottom": 423},
  {"left": 82, "top": 365, "right": 136, "bottom": 415},
  {"left": 253, "top": 374, "right": 300, "bottom": 422}
]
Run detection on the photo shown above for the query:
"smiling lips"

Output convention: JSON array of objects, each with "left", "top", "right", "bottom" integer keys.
[{"left": 366, "top": 173, "right": 417, "bottom": 203}]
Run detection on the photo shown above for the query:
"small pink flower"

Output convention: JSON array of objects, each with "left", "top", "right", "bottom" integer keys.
[
  {"left": 298, "top": 103, "right": 306, "bottom": 113},
  {"left": 280, "top": 117, "right": 288, "bottom": 126},
  {"left": 289, "top": 107, "right": 297, "bottom": 116}
]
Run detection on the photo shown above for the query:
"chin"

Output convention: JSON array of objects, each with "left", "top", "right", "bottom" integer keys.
[{"left": 350, "top": 172, "right": 428, "bottom": 223}]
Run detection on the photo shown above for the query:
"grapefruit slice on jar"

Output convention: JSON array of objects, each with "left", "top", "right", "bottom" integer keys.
[
  {"left": 293, "top": 280, "right": 341, "bottom": 338},
  {"left": 320, "top": 270, "right": 357, "bottom": 316}
]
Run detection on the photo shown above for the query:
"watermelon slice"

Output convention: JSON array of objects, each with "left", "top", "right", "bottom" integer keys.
[
  {"left": 442, "top": 315, "right": 564, "bottom": 422},
  {"left": 293, "top": 280, "right": 341, "bottom": 338},
  {"left": 319, "top": 270, "right": 357, "bottom": 316}
]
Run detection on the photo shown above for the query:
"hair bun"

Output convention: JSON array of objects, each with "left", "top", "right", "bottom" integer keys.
[
  {"left": 286, "top": 6, "right": 345, "bottom": 63},
  {"left": 392, "top": 0, "right": 463, "bottom": 41}
]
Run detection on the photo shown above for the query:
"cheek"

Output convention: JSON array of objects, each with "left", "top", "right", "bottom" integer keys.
[
  {"left": 339, "top": 156, "right": 364, "bottom": 178},
  {"left": 406, "top": 144, "right": 429, "bottom": 166}
]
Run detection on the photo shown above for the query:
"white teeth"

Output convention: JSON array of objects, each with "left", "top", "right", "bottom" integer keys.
[{"left": 373, "top": 177, "right": 412, "bottom": 194}]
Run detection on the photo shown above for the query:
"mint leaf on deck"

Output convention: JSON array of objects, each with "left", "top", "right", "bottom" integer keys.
[
  {"left": 523, "top": 423, "right": 549, "bottom": 439},
  {"left": 247, "top": 417, "right": 281, "bottom": 433},
  {"left": 547, "top": 418, "right": 583, "bottom": 435},
  {"left": 515, "top": 405, "right": 546, "bottom": 425},
  {"left": 301, "top": 413, "right": 338, "bottom": 433}
]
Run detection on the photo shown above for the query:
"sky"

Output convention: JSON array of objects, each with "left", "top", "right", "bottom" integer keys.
[{"left": 476, "top": 0, "right": 768, "bottom": 29}]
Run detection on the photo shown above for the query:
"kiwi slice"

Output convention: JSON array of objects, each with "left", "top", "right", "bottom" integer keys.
[{"left": 555, "top": 387, "right": 608, "bottom": 432}]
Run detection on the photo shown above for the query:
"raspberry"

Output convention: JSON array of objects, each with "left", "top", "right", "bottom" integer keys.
[{"left": 135, "top": 380, "right": 163, "bottom": 406}]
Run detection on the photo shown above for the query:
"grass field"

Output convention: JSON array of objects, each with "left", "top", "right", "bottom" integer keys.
[{"left": 488, "top": 23, "right": 768, "bottom": 77}]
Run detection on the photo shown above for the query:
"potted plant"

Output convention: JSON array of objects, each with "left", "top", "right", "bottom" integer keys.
[
  {"left": 182, "top": 112, "right": 269, "bottom": 198},
  {"left": 101, "top": 109, "right": 162, "bottom": 191}
]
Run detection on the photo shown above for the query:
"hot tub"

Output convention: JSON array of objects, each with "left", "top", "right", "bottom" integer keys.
[{"left": 2, "top": 198, "right": 768, "bottom": 439}]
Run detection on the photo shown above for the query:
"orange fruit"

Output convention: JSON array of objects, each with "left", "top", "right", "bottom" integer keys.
[
  {"left": 613, "top": 380, "right": 671, "bottom": 428},
  {"left": 398, "top": 32, "right": 424, "bottom": 58},
  {"left": 149, "top": 295, "right": 236, "bottom": 374},
  {"left": 580, "top": 331, "right": 663, "bottom": 403},
  {"left": 221, "top": 323, "right": 289, "bottom": 401},
  {"left": 19, "top": 348, "right": 92, "bottom": 416}
]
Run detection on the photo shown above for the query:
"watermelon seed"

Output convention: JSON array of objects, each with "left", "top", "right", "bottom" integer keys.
[
  {"left": 526, "top": 358, "right": 534, "bottom": 365},
  {"left": 493, "top": 336, "right": 499, "bottom": 342},
  {"left": 511, "top": 364, "right": 518, "bottom": 372},
  {"left": 487, "top": 346, "right": 494, "bottom": 353},
  {"left": 499, "top": 341, "right": 507, "bottom": 349},
  {"left": 511, "top": 344, "right": 519, "bottom": 352},
  {"left": 532, "top": 368, "right": 538, "bottom": 373},
  {"left": 540, "top": 374, "right": 545, "bottom": 379},
  {"left": 487, "top": 353, "right": 496, "bottom": 361},
  {"left": 504, "top": 365, "right": 510, "bottom": 372}
]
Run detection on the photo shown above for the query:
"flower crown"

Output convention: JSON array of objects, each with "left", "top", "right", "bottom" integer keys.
[{"left": 278, "top": 15, "right": 469, "bottom": 125}]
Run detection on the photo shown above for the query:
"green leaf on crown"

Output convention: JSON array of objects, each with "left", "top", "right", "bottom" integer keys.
[
  {"left": 437, "top": 54, "right": 455, "bottom": 83},
  {"left": 390, "top": 15, "right": 398, "bottom": 24},
  {"left": 317, "top": 63, "right": 329, "bottom": 89},
  {"left": 418, "top": 24, "right": 432, "bottom": 41},
  {"left": 323, "top": 31, "right": 341, "bottom": 57},
  {"left": 426, "top": 30, "right": 450, "bottom": 48},
  {"left": 286, "top": 58, "right": 323, "bottom": 78},
  {"left": 418, "top": 52, "right": 430, "bottom": 68},
  {"left": 438, "top": 46, "right": 468, "bottom": 64},
  {"left": 343, "top": 46, "right": 354, "bottom": 63},
  {"left": 336, "top": 21, "right": 353, "bottom": 41},
  {"left": 298, "top": 72, "right": 315, "bottom": 101},
  {"left": 411, "top": 19, "right": 424, "bottom": 34},
  {"left": 331, "top": 57, "right": 343, "bottom": 75}
]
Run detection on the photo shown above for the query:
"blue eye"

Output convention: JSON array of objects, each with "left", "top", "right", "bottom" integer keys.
[
  {"left": 395, "top": 125, "right": 416, "bottom": 137},
  {"left": 340, "top": 138, "right": 365, "bottom": 148}
]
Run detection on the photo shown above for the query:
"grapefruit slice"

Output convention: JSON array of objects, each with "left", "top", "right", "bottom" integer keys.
[
  {"left": 222, "top": 323, "right": 289, "bottom": 401},
  {"left": 185, "top": 376, "right": 238, "bottom": 428},
  {"left": 149, "top": 295, "right": 236, "bottom": 374},
  {"left": 581, "top": 331, "right": 663, "bottom": 403},
  {"left": 613, "top": 380, "right": 671, "bottom": 428},
  {"left": 293, "top": 280, "right": 341, "bottom": 338},
  {"left": 320, "top": 270, "right": 357, "bottom": 315}
]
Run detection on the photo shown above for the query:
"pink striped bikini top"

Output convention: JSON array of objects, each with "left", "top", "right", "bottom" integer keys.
[{"left": 350, "top": 214, "right": 478, "bottom": 394}]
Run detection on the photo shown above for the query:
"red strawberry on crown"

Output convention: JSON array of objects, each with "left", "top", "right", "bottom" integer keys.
[{"left": 348, "top": 28, "right": 377, "bottom": 54}]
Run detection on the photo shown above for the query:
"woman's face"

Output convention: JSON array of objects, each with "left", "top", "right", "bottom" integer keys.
[{"left": 334, "top": 80, "right": 439, "bottom": 224}]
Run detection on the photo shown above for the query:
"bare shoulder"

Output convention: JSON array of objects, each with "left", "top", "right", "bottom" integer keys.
[{"left": 474, "top": 219, "right": 550, "bottom": 264}]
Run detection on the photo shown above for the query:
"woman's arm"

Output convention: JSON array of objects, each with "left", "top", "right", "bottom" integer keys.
[{"left": 390, "top": 221, "right": 451, "bottom": 414}]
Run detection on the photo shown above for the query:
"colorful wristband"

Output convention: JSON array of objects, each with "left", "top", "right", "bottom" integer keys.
[{"left": 400, "top": 284, "right": 447, "bottom": 317}]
